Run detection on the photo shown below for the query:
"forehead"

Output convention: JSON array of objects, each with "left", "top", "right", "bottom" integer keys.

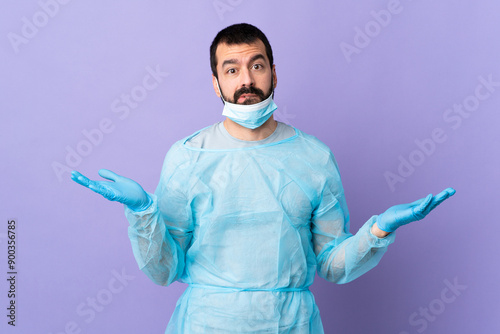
[{"left": 216, "top": 40, "right": 269, "bottom": 66}]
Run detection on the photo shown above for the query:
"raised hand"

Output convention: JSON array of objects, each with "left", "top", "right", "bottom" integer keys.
[
  {"left": 376, "top": 187, "right": 456, "bottom": 233},
  {"left": 71, "top": 169, "right": 152, "bottom": 212}
]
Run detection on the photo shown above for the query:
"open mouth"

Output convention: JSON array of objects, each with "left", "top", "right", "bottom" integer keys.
[{"left": 238, "top": 94, "right": 257, "bottom": 102}]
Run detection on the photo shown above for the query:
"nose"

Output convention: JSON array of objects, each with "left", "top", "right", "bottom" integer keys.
[{"left": 239, "top": 67, "right": 254, "bottom": 88}]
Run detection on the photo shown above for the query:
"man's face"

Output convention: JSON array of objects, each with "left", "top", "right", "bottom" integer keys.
[{"left": 212, "top": 39, "right": 277, "bottom": 105}]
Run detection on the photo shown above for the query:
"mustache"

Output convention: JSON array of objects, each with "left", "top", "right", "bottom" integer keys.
[{"left": 233, "top": 86, "right": 266, "bottom": 102}]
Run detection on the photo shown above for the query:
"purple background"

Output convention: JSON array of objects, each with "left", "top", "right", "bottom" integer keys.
[{"left": 1, "top": 1, "right": 499, "bottom": 333}]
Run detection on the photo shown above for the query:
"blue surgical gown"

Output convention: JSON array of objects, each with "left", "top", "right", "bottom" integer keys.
[{"left": 125, "top": 126, "right": 396, "bottom": 333}]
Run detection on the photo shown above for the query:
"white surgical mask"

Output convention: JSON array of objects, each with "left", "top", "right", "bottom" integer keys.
[{"left": 216, "top": 79, "right": 277, "bottom": 129}]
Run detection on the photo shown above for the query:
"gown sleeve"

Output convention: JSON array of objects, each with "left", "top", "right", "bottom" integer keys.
[
  {"left": 125, "top": 143, "right": 193, "bottom": 286},
  {"left": 312, "top": 151, "right": 396, "bottom": 284}
]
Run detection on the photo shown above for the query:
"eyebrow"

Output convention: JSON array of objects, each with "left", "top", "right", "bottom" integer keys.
[{"left": 221, "top": 54, "right": 266, "bottom": 68}]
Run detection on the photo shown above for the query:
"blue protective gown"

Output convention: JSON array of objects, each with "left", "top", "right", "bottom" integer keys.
[{"left": 125, "top": 126, "right": 396, "bottom": 333}]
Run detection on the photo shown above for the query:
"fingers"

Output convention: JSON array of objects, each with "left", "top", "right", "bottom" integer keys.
[
  {"left": 442, "top": 187, "right": 456, "bottom": 197},
  {"left": 71, "top": 170, "right": 120, "bottom": 202},
  {"left": 415, "top": 194, "right": 433, "bottom": 212},
  {"left": 409, "top": 197, "right": 427, "bottom": 206},
  {"left": 434, "top": 189, "right": 452, "bottom": 203},
  {"left": 88, "top": 182, "right": 117, "bottom": 201},
  {"left": 426, "top": 187, "right": 456, "bottom": 212},
  {"left": 98, "top": 169, "right": 120, "bottom": 182},
  {"left": 411, "top": 194, "right": 433, "bottom": 220},
  {"left": 71, "top": 171, "right": 105, "bottom": 196},
  {"left": 72, "top": 169, "right": 121, "bottom": 185},
  {"left": 71, "top": 171, "right": 91, "bottom": 187}
]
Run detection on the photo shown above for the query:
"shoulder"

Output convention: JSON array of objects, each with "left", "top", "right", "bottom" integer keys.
[
  {"left": 182, "top": 123, "right": 219, "bottom": 148},
  {"left": 160, "top": 126, "right": 211, "bottom": 172},
  {"left": 288, "top": 127, "right": 345, "bottom": 181},
  {"left": 293, "top": 127, "right": 336, "bottom": 161}
]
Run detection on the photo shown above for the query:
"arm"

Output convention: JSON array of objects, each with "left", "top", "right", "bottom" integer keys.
[
  {"left": 71, "top": 145, "right": 193, "bottom": 286},
  {"left": 125, "top": 188, "right": 192, "bottom": 286},
  {"left": 371, "top": 223, "right": 390, "bottom": 238},
  {"left": 312, "top": 198, "right": 396, "bottom": 285},
  {"left": 125, "top": 146, "right": 193, "bottom": 286},
  {"left": 312, "top": 153, "right": 396, "bottom": 284},
  {"left": 312, "top": 154, "right": 455, "bottom": 284}
]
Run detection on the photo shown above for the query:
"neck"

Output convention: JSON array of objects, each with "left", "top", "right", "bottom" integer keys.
[{"left": 223, "top": 116, "right": 277, "bottom": 141}]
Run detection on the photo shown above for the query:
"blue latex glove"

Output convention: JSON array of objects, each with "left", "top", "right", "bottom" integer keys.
[
  {"left": 71, "top": 169, "right": 152, "bottom": 212},
  {"left": 376, "top": 187, "right": 456, "bottom": 233}
]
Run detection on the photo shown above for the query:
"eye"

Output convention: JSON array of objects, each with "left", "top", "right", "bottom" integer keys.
[
  {"left": 226, "top": 68, "right": 236, "bottom": 74},
  {"left": 252, "top": 64, "right": 263, "bottom": 70}
]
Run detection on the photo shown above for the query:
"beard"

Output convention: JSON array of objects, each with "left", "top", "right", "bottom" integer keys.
[{"left": 229, "top": 80, "right": 274, "bottom": 105}]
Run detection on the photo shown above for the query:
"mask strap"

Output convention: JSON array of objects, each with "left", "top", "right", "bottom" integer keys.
[
  {"left": 215, "top": 77, "right": 226, "bottom": 104},
  {"left": 270, "top": 70, "right": 275, "bottom": 99}
]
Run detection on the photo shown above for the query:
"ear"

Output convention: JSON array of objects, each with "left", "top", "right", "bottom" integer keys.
[
  {"left": 272, "top": 65, "right": 277, "bottom": 89},
  {"left": 212, "top": 75, "right": 221, "bottom": 98}
]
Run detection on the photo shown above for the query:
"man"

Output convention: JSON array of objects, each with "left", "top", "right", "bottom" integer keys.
[{"left": 72, "top": 23, "right": 455, "bottom": 333}]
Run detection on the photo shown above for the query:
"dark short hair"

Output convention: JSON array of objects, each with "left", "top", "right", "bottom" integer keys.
[{"left": 210, "top": 23, "right": 274, "bottom": 78}]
